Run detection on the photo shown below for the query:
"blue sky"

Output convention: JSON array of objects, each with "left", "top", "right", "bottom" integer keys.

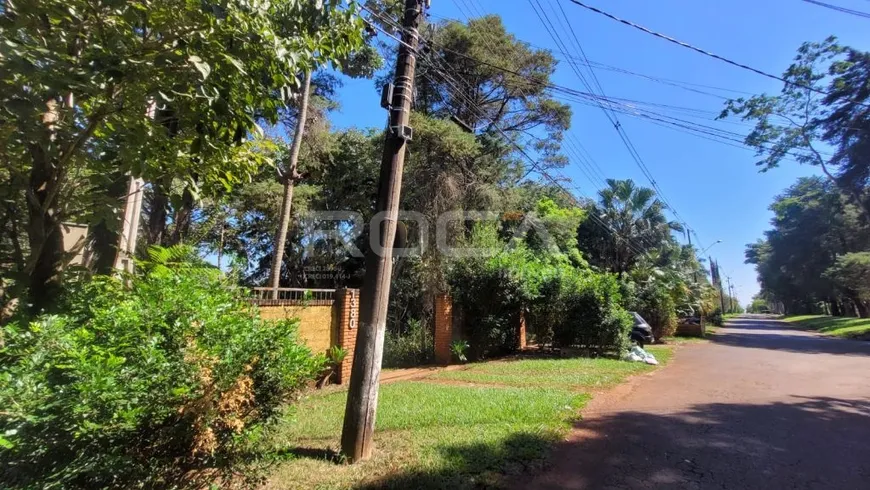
[{"left": 327, "top": 0, "right": 870, "bottom": 306}]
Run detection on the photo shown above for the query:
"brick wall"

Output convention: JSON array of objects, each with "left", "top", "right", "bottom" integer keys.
[
  {"left": 518, "top": 310, "right": 527, "bottom": 350},
  {"left": 259, "top": 305, "right": 336, "bottom": 353},
  {"left": 335, "top": 288, "right": 359, "bottom": 384},
  {"left": 434, "top": 294, "right": 453, "bottom": 365},
  {"left": 255, "top": 289, "right": 360, "bottom": 385}
]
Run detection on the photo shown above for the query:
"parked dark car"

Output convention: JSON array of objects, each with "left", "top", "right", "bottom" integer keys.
[{"left": 630, "top": 312, "right": 655, "bottom": 347}]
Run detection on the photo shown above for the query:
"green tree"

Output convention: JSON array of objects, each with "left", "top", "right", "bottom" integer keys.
[
  {"left": 824, "top": 252, "right": 870, "bottom": 307},
  {"left": 0, "top": 0, "right": 365, "bottom": 310},
  {"left": 579, "top": 179, "right": 684, "bottom": 276},
  {"left": 720, "top": 37, "right": 870, "bottom": 218},
  {"left": 413, "top": 15, "right": 572, "bottom": 176},
  {"left": 745, "top": 177, "right": 870, "bottom": 316}
]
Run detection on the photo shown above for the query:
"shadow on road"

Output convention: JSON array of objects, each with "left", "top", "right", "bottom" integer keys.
[
  {"left": 710, "top": 317, "right": 870, "bottom": 357},
  {"left": 351, "top": 396, "right": 870, "bottom": 489},
  {"left": 520, "top": 395, "right": 870, "bottom": 489}
]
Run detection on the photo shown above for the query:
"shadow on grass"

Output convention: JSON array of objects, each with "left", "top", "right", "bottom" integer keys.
[
  {"left": 710, "top": 317, "right": 870, "bottom": 357},
  {"left": 271, "top": 446, "right": 344, "bottom": 464},
  {"left": 353, "top": 432, "right": 555, "bottom": 490}
]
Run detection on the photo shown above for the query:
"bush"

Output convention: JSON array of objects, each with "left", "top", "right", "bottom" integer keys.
[
  {"left": 0, "top": 247, "right": 325, "bottom": 489},
  {"left": 539, "top": 270, "right": 632, "bottom": 355},
  {"left": 630, "top": 282, "right": 678, "bottom": 341},
  {"left": 449, "top": 239, "right": 632, "bottom": 358},
  {"left": 448, "top": 247, "right": 546, "bottom": 359},
  {"left": 383, "top": 318, "right": 433, "bottom": 368}
]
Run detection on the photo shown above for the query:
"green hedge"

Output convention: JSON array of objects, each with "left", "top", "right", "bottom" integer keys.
[
  {"left": 0, "top": 248, "right": 325, "bottom": 489},
  {"left": 448, "top": 245, "right": 631, "bottom": 358},
  {"left": 632, "top": 283, "right": 678, "bottom": 340},
  {"left": 541, "top": 270, "right": 632, "bottom": 355}
]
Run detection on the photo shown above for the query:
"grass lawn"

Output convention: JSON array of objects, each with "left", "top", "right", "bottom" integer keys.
[
  {"left": 427, "top": 345, "right": 673, "bottom": 390},
  {"left": 784, "top": 315, "right": 870, "bottom": 339},
  {"left": 260, "top": 346, "right": 673, "bottom": 489}
]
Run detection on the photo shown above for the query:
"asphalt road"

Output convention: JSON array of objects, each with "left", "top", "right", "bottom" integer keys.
[{"left": 521, "top": 316, "right": 870, "bottom": 489}]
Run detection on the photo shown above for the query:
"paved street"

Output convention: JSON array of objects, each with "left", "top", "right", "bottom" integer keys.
[{"left": 523, "top": 316, "right": 870, "bottom": 489}]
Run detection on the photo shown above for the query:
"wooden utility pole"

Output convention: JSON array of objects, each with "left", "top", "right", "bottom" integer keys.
[
  {"left": 727, "top": 276, "right": 735, "bottom": 313},
  {"left": 341, "top": 0, "right": 425, "bottom": 463},
  {"left": 687, "top": 229, "right": 698, "bottom": 283},
  {"left": 268, "top": 71, "right": 313, "bottom": 299}
]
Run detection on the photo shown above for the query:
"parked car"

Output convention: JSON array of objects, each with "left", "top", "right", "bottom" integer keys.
[{"left": 630, "top": 312, "right": 655, "bottom": 347}]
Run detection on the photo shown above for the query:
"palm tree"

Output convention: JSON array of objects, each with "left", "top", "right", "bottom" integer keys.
[{"left": 594, "top": 179, "right": 684, "bottom": 275}]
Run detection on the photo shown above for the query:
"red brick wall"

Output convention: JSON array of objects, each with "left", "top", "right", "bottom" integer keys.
[
  {"left": 518, "top": 310, "right": 527, "bottom": 350},
  {"left": 434, "top": 294, "right": 453, "bottom": 365},
  {"left": 336, "top": 288, "right": 360, "bottom": 384}
]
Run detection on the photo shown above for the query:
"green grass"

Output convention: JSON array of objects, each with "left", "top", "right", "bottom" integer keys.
[
  {"left": 784, "top": 315, "right": 870, "bottom": 339},
  {"left": 426, "top": 345, "right": 673, "bottom": 390},
  {"left": 261, "top": 346, "right": 674, "bottom": 489}
]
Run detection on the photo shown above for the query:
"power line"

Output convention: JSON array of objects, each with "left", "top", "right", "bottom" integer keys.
[
  {"left": 382, "top": 5, "right": 728, "bottom": 251},
  {"left": 368, "top": 4, "right": 790, "bottom": 255},
  {"left": 366, "top": 5, "right": 822, "bottom": 168},
  {"left": 361, "top": 5, "right": 652, "bottom": 257},
  {"left": 452, "top": 0, "right": 611, "bottom": 193},
  {"left": 562, "top": 0, "right": 857, "bottom": 100},
  {"left": 422, "top": 59, "right": 651, "bottom": 256},
  {"left": 427, "top": 12, "right": 755, "bottom": 100},
  {"left": 802, "top": 0, "right": 870, "bottom": 19},
  {"left": 532, "top": 0, "right": 693, "bottom": 239},
  {"left": 425, "top": 9, "right": 653, "bottom": 256}
]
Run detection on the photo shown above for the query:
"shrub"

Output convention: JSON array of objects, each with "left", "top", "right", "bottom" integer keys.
[
  {"left": 632, "top": 283, "right": 678, "bottom": 340},
  {"left": 448, "top": 247, "right": 546, "bottom": 359},
  {"left": 0, "top": 247, "right": 325, "bottom": 489},
  {"left": 383, "top": 318, "right": 433, "bottom": 368},
  {"left": 450, "top": 340, "right": 470, "bottom": 362},
  {"left": 449, "top": 239, "right": 632, "bottom": 358},
  {"left": 542, "top": 270, "right": 633, "bottom": 355}
]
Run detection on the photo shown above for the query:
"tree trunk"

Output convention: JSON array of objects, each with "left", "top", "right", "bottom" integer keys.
[
  {"left": 86, "top": 171, "right": 128, "bottom": 274},
  {"left": 268, "top": 71, "right": 312, "bottom": 298},
  {"left": 830, "top": 299, "right": 842, "bottom": 317},
  {"left": 25, "top": 165, "right": 65, "bottom": 312},
  {"left": 24, "top": 100, "right": 65, "bottom": 313},
  {"left": 146, "top": 181, "right": 170, "bottom": 246},
  {"left": 168, "top": 186, "right": 196, "bottom": 246}
]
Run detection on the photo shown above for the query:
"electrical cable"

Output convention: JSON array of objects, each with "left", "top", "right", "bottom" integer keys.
[
  {"left": 358, "top": 3, "right": 710, "bottom": 256},
  {"left": 533, "top": 0, "right": 693, "bottom": 244},
  {"left": 802, "top": 0, "right": 870, "bottom": 19},
  {"left": 563, "top": 0, "right": 869, "bottom": 105}
]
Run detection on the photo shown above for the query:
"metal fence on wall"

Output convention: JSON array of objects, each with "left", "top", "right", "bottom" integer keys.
[{"left": 250, "top": 288, "right": 336, "bottom": 306}]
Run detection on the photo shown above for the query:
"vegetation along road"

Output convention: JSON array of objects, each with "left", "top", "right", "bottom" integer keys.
[{"left": 523, "top": 316, "right": 870, "bottom": 489}]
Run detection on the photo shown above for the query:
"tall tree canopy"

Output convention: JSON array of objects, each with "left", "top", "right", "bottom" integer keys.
[
  {"left": 0, "top": 0, "right": 366, "bottom": 309},
  {"left": 578, "top": 179, "right": 684, "bottom": 276},
  {"left": 746, "top": 176, "right": 870, "bottom": 316},
  {"left": 721, "top": 37, "right": 870, "bottom": 218}
]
